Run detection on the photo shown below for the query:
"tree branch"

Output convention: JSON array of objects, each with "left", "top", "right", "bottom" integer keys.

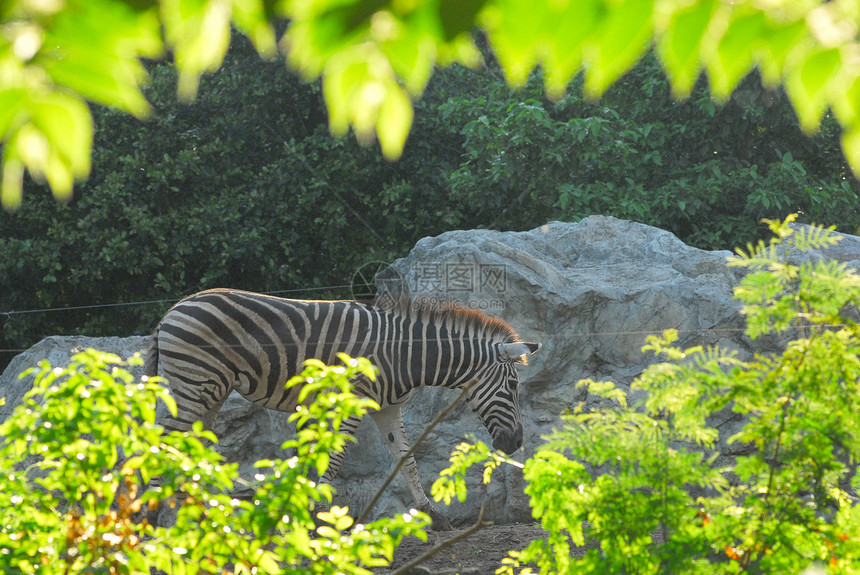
[
  {"left": 355, "top": 377, "right": 481, "bottom": 526},
  {"left": 389, "top": 494, "right": 494, "bottom": 575}
]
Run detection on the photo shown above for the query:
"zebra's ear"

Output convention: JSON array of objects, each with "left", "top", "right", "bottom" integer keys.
[{"left": 499, "top": 342, "right": 542, "bottom": 364}]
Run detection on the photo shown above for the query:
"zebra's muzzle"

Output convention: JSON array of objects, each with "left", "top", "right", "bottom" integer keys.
[{"left": 492, "top": 422, "right": 523, "bottom": 454}]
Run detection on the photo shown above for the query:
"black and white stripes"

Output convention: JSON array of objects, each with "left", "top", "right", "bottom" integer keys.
[{"left": 144, "top": 288, "right": 540, "bottom": 521}]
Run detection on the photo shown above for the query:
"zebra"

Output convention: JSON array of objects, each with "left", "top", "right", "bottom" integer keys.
[{"left": 143, "top": 288, "right": 541, "bottom": 528}]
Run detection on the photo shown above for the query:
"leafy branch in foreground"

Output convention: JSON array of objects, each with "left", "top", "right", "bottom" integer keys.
[
  {"left": 7, "top": 1, "right": 860, "bottom": 209},
  {"left": 498, "top": 217, "right": 860, "bottom": 574},
  {"left": 432, "top": 440, "right": 523, "bottom": 507},
  {"left": 0, "top": 350, "right": 429, "bottom": 574}
]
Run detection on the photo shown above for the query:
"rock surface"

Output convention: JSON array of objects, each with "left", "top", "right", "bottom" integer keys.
[
  {"left": 0, "top": 336, "right": 150, "bottom": 423},
  {"left": 3, "top": 216, "right": 858, "bottom": 526}
]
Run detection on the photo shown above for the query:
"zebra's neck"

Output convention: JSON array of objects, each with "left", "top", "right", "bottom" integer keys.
[{"left": 372, "top": 308, "right": 488, "bottom": 395}]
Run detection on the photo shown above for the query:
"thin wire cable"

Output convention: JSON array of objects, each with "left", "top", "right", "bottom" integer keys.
[
  {"left": 0, "top": 279, "right": 846, "bottom": 356},
  {"left": 0, "top": 283, "right": 361, "bottom": 316},
  {"left": 0, "top": 323, "right": 837, "bottom": 356}
]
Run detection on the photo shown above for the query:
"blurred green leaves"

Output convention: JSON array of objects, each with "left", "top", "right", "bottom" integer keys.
[
  {"left": 0, "top": 91, "right": 92, "bottom": 209},
  {"left": 0, "top": 0, "right": 161, "bottom": 210},
  {"left": 285, "top": 0, "right": 480, "bottom": 160},
  {"left": 0, "top": 0, "right": 272, "bottom": 211},
  {"left": 6, "top": 0, "right": 860, "bottom": 210}
]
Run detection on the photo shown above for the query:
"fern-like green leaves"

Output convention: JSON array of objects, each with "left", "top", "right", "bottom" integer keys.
[{"left": 451, "top": 217, "right": 860, "bottom": 573}]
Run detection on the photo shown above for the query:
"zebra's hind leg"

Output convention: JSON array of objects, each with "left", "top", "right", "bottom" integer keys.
[
  {"left": 310, "top": 413, "right": 364, "bottom": 527},
  {"left": 158, "top": 378, "right": 231, "bottom": 434},
  {"left": 146, "top": 378, "right": 231, "bottom": 526},
  {"left": 369, "top": 405, "right": 453, "bottom": 531}
]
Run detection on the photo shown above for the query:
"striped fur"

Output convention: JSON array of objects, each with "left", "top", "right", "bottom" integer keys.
[{"left": 144, "top": 288, "right": 540, "bottom": 522}]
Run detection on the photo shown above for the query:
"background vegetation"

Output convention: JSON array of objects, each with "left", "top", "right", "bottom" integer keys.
[{"left": 2, "top": 34, "right": 859, "bottom": 370}]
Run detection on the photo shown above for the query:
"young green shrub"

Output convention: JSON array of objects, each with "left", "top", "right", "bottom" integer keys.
[
  {"left": 432, "top": 439, "right": 522, "bottom": 507},
  {"left": 238, "top": 354, "right": 431, "bottom": 574},
  {"left": 0, "top": 350, "right": 429, "bottom": 574}
]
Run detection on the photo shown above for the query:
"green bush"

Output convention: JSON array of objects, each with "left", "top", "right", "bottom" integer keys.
[
  {"left": 506, "top": 218, "right": 860, "bottom": 573},
  {"left": 436, "top": 217, "right": 860, "bottom": 573},
  {"left": 0, "top": 350, "right": 428, "bottom": 574},
  {"left": 446, "top": 55, "right": 860, "bottom": 249}
]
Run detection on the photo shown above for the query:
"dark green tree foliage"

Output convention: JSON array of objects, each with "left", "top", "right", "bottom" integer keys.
[
  {"left": 445, "top": 53, "right": 858, "bottom": 247},
  {"left": 1, "top": 37, "right": 858, "bottom": 370},
  {"left": 0, "top": 36, "right": 464, "bottom": 367}
]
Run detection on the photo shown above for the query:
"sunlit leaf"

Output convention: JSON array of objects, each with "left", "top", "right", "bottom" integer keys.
[
  {"left": 583, "top": 0, "right": 655, "bottom": 98},
  {"left": 706, "top": 7, "right": 765, "bottom": 99},
  {"left": 232, "top": 0, "right": 277, "bottom": 57},
  {"left": 785, "top": 47, "right": 841, "bottom": 133},
  {"left": 161, "top": 0, "right": 233, "bottom": 100},
  {"left": 481, "top": 0, "right": 546, "bottom": 86},
  {"left": 29, "top": 91, "right": 93, "bottom": 181},
  {"left": 841, "top": 126, "right": 860, "bottom": 177},
  {"left": 322, "top": 47, "right": 374, "bottom": 137},
  {"left": 436, "top": 31, "right": 482, "bottom": 67},
  {"left": 378, "top": 12, "right": 436, "bottom": 95},
  {"left": 542, "top": 0, "right": 600, "bottom": 99},
  {"left": 1, "top": 157, "right": 24, "bottom": 211},
  {"left": 757, "top": 19, "right": 806, "bottom": 86},
  {"left": 38, "top": 0, "right": 162, "bottom": 117},
  {"left": 283, "top": 0, "right": 369, "bottom": 80},
  {"left": 377, "top": 81, "right": 413, "bottom": 160},
  {"left": 833, "top": 73, "right": 860, "bottom": 128},
  {"left": 656, "top": 0, "right": 717, "bottom": 98},
  {"left": 0, "top": 88, "right": 26, "bottom": 136},
  {"left": 0, "top": 88, "right": 92, "bottom": 207}
]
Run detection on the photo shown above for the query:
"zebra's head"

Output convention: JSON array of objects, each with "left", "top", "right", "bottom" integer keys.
[{"left": 466, "top": 340, "right": 541, "bottom": 454}]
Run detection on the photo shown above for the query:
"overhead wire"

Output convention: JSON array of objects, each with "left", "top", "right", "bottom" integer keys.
[
  {"left": 0, "top": 283, "right": 367, "bottom": 355},
  {"left": 0, "top": 283, "right": 361, "bottom": 316},
  {"left": 0, "top": 284, "right": 842, "bottom": 355}
]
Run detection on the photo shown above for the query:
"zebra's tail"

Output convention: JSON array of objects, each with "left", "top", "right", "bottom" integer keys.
[{"left": 143, "top": 329, "right": 159, "bottom": 380}]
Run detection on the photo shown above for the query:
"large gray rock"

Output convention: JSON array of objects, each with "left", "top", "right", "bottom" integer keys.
[
  {"left": 0, "top": 336, "right": 150, "bottom": 423},
  {"left": 373, "top": 216, "right": 749, "bottom": 524},
  {"left": 2, "top": 216, "right": 858, "bottom": 526}
]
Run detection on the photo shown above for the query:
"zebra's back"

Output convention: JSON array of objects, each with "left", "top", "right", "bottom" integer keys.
[{"left": 152, "top": 289, "right": 380, "bottom": 411}]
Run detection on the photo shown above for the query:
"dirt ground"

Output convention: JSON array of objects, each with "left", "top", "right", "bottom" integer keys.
[{"left": 374, "top": 522, "right": 569, "bottom": 575}]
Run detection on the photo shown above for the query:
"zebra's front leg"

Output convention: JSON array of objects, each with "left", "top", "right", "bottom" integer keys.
[{"left": 369, "top": 405, "right": 453, "bottom": 531}]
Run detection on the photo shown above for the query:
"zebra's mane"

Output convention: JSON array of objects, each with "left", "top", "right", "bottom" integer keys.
[{"left": 375, "top": 292, "right": 520, "bottom": 344}]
